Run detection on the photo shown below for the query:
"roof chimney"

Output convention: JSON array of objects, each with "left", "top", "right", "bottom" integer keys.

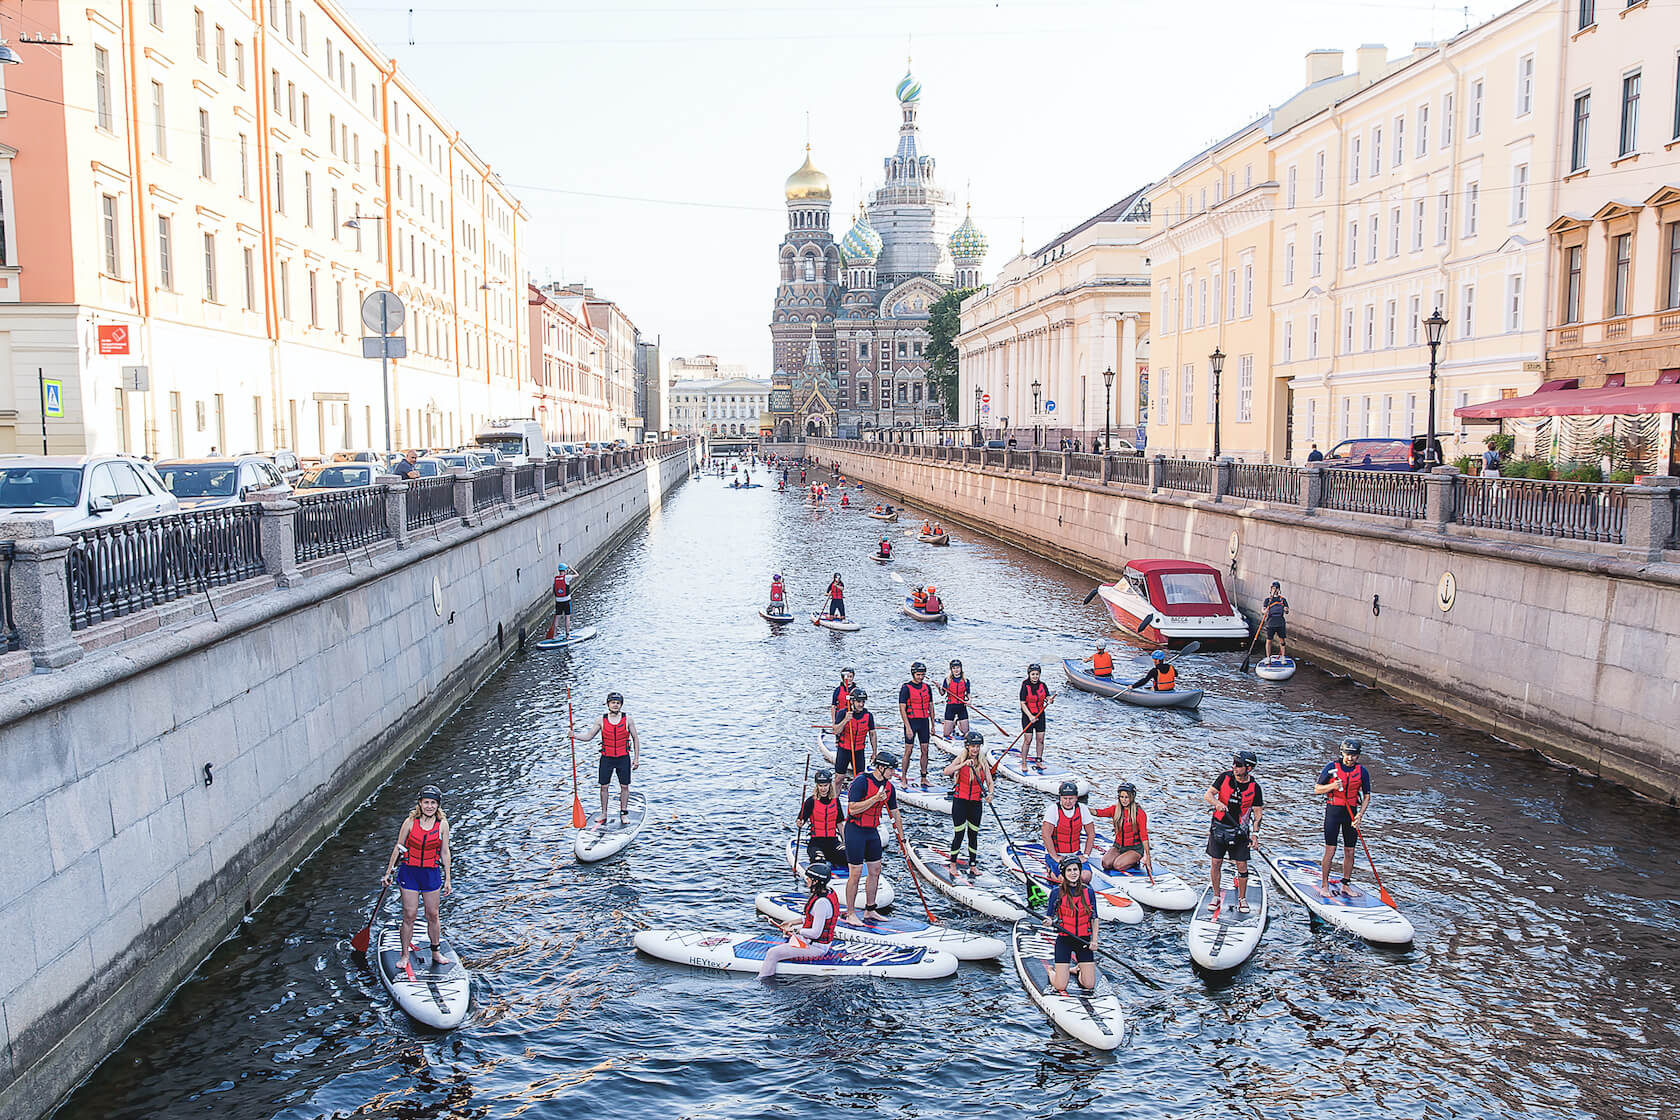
[
  {"left": 1305, "top": 49, "right": 1343, "bottom": 87},
  {"left": 1412, "top": 41, "right": 1437, "bottom": 61},
  {"left": 1356, "top": 44, "right": 1388, "bottom": 86}
]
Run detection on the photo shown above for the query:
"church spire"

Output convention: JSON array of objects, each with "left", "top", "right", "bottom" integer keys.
[{"left": 804, "top": 323, "right": 823, "bottom": 368}]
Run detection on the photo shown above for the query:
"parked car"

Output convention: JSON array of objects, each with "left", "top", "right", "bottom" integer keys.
[
  {"left": 293, "top": 463, "right": 381, "bottom": 494},
  {"left": 437, "top": 451, "right": 489, "bottom": 472},
  {"left": 258, "top": 449, "right": 304, "bottom": 483},
  {"left": 331, "top": 449, "right": 392, "bottom": 466},
  {"left": 407, "top": 457, "right": 449, "bottom": 479},
  {"left": 1324, "top": 435, "right": 1446, "bottom": 471},
  {"left": 0, "top": 454, "right": 179, "bottom": 533},
  {"left": 155, "top": 456, "right": 291, "bottom": 509}
]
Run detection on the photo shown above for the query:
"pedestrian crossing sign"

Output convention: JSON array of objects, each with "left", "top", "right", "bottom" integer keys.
[{"left": 42, "top": 379, "right": 64, "bottom": 418}]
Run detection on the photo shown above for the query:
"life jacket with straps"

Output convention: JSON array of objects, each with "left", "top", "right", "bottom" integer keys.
[
  {"left": 769, "top": 581, "right": 784, "bottom": 604},
  {"left": 954, "top": 759, "right": 986, "bottom": 801},
  {"left": 828, "top": 580, "right": 844, "bottom": 600},
  {"left": 807, "top": 796, "right": 840, "bottom": 839},
  {"left": 903, "top": 681, "right": 933, "bottom": 719},
  {"left": 601, "top": 714, "right": 631, "bottom": 758},
  {"left": 804, "top": 890, "right": 840, "bottom": 942},
  {"left": 1052, "top": 885, "right": 1095, "bottom": 940},
  {"left": 1050, "top": 805, "right": 1087, "bottom": 853},
  {"left": 1114, "top": 805, "right": 1149, "bottom": 848},
  {"left": 851, "top": 775, "right": 892, "bottom": 828},
  {"left": 945, "top": 676, "right": 970, "bottom": 703},
  {"left": 403, "top": 818, "right": 442, "bottom": 868},
  {"left": 879, "top": 541, "right": 891, "bottom": 556},
  {"left": 836, "top": 710, "right": 871, "bottom": 754},
  {"left": 1155, "top": 663, "right": 1176, "bottom": 691},
  {"left": 553, "top": 573, "right": 570, "bottom": 602},
  {"left": 912, "top": 590, "right": 927, "bottom": 609},
  {"left": 1091, "top": 650, "right": 1113, "bottom": 677},
  {"left": 1023, "top": 681, "right": 1049, "bottom": 716},
  {"left": 1326, "top": 760, "right": 1365, "bottom": 809},
  {"left": 1212, "top": 773, "right": 1259, "bottom": 825}
]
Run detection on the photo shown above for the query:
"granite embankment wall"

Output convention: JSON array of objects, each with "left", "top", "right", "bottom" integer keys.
[
  {"left": 818, "top": 443, "right": 1680, "bottom": 803},
  {"left": 0, "top": 446, "right": 696, "bottom": 1119}
]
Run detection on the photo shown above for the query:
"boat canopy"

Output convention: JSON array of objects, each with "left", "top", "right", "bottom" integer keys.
[{"left": 1122, "top": 560, "right": 1234, "bottom": 618}]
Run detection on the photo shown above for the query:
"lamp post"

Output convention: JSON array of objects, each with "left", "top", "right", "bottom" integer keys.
[
  {"left": 1031, "top": 377, "right": 1042, "bottom": 448},
  {"left": 1101, "top": 366, "right": 1115, "bottom": 454},
  {"left": 973, "top": 383, "right": 982, "bottom": 446},
  {"left": 1423, "top": 308, "right": 1448, "bottom": 469},
  {"left": 1208, "top": 347, "right": 1225, "bottom": 460}
]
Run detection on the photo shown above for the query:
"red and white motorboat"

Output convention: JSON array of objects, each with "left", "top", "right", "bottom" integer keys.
[{"left": 1095, "top": 559, "right": 1250, "bottom": 647}]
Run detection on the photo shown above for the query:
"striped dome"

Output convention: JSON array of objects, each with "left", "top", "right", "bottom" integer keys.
[
  {"left": 948, "top": 209, "right": 988, "bottom": 261},
  {"left": 840, "top": 208, "right": 883, "bottom": 264},
  {"left": 896, "top": 70, "right": 921, "bottom": 103}
]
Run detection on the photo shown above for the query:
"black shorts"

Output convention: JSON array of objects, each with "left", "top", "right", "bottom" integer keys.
[
  {"left": 807, "top": 835, "right": 847, "bottom": 871},
  {"left": 1053, "top": 934, "right": 1093, "bottom": 964},
  {"left": 843, "top": 821, "right": 884, "bottom": 865},
  {"left": 1021, "top": 713, "right": 1047, "bottom": 733},
  {"left": 554, "top": 600, "right": 571, "bottom": 617},
  {"left": 903, "top": 717, "right": 931, "bottom": 745},
  {"left": 598, "top": 755, "right": 631, "bottom": 786},
  {"left": 1324, "top": 805, "right": 1357, "bottom": 847},
  {"left": 1264, "top": 620, "right": 1286, "bottom": 639},
  {"left": 943, "top": 703, "right": 969, "bottom": 721},
  {"left": 1206, "top": 822, "right": 1250, "bottom": 862},
  {"left": 836, "top": 746, "right": 868, "bottom": 774}
]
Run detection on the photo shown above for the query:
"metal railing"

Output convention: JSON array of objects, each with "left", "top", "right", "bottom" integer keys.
[
  {"left": 1321, "top": 469, "right": 1427, "bottom": 519},
  {"left": 66, "top": 506, "right": 266, "bottom": 630},
  {"left": 544, "top": 459, "right": 562, "bottom": 490},
  {"left": 1037, "top": 450, "right": 1065, "bottom": 474},
  {"left": 984, "top": 448, "right": 1005, "bottom": 469},
  {"left": 514, "top": 465, "right": 538, "bottom": 499},
  {"left": 1159, "top": 458, "right": 1213, "bottom": 493},
  {"left": 1008, "top": 450, "right": 1032, "bottom": 471},
  {"left": 1110, "top": 455, "right": 1150, "bottom": 487},
  {"left": 1, "top": 541, "right": 21, "bottom": 651},
  {"left": 1068, "top": 453, "right": 1104, "bottom": 480},
  {"left": 407, "top": 476, "right": 457, "bottom": 531},
  {"left": 567, "top": 458, "right": 583, "bottom": 483},
  {"left": 472, "top": 471, "right": 505, "bottom": 512},
  {"left": 1230, "top": 463, "right": 1300, "bottom": 504},
  {"left": 1669, "top": 490, "right": 1679, "bottom": 550},
  {"left": 1455, "top": 476, "right": 1626, "bottom": 543},
  {"left": 295, "top": 488, "right": 390, "bottom": 562}
]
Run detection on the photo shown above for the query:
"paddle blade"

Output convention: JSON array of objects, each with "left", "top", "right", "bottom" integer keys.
[
  {"left": 350, "top": 924, "right": 372, "bottom": 953},
  {"left": 1378, "top": 883, "right": 1398, "bottom": 908},
  {"left": 572, "top": 795, "right": 587, "bottom": 829}
]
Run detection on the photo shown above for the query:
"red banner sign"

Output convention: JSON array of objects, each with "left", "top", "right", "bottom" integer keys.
[{"left": 97, "top": 324, "right": 130, "bottom": 355}]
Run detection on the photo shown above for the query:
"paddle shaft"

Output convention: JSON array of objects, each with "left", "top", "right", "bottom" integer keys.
[
  {"left": 1354, "top": 825, "right": 1398, "bottom": 908},
  {"left": 1239, "top": 620, "right": 1264, "bottom": 673},
  {"left": 792, "top": 756, "right": 811, "bottom": 885},
  {"left": 567, "top": 687, "right": 585, "bottom": 829},
  {"left": 891, "top": 815, "right": 941, "bottom": 924},
  {"left": 1028, "top": 903, "right": 1164, "bottom": 989},
  {"left": 350, "top": 880, "right": 391, "bottom": 952}
]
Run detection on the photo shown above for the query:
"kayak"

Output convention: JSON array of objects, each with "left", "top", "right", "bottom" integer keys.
[
  {"left": 755, "top": 890, "right": 1006, "bottom": 961},
  {"left": 758, "top": 608, "right": 796, "bottom": 624},
  {"left": 1187, "top": 875, "right": 1268, "bottom": 970},
  {"left": 1012, "top": 922, "right": 1127, "bottom": 1050},
  {"left": 902, "top": 596, "right": 948, "bottom": 623},
  {"left": 987, "top": 745, "right": 1091, "bottom": 797},
  {"left": 536, "top": 626, "right": 598, "bottom": 650},
  {"left": 575, "top": 791, "right": 647, "bottom": 863},
  {"left": 918, "top": 533, "right": 950, "bottom": 546},
  {"left": 1113, "top": 686, "right": 1202, "bottom": 710},
  {"left": 811, "top": 614, "right": 862, "bottom": 632},
  {"left": 816, "top": 732, "right": 922, "bottom": 824},
  {"left": 871, "top": 553, "right": 894, "bottom": 563},
  {"left": 634, "top": 929, "right": 958, "bottom": 979},
  {"left": 905, "top": 842, "right": 1029, "bottom": 921},
  {"left": 376, "top": 925, "right": 472, "bottom": 1029},
  {"left": 1258, "top": 849, "right": 1414, "bottom": 944},
  {"left": 866, "top": 511, "right": 899, "bottom": 522},
  {"left": 997, "top": 843, "right": 1145, "bottom": 924},
  {"left": 1255, "top": 656, "right": 1297, "bottom": 681},
  {"left": 785, "top": 837, "right": 896, "bottom": 906},
  {"left": 730, "top": 483, "right": 764, "bottom": 489},
  {"left": 1085, "top": 840, "right": 1198, "bottom": 910}
]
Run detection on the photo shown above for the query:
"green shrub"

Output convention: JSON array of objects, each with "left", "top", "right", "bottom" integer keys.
[
  {"left": 1484, "top": 432, "right": 1517, "bottom": 456},
  {"left": 1609, "top": 469, "right": 1636, "bottom": 484},
  {"left": 1559, "top": 462, "right": 1602, "bottom": 483},
  {"left": 1453, "top": 455, "right": 1479, "bottom": 474}
]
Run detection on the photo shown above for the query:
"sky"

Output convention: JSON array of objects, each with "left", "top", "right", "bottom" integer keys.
[{"left": 343, "top": 0, "right": 1515, "bottom": 377}]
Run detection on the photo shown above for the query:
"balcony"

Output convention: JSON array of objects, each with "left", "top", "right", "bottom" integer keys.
[{"left": 1548, "top": 308, "right": 1680, "bottom": 352}]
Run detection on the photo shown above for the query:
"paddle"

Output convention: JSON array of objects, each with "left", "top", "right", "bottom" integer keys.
[
  {"left": 1026, "top": 902, "right": 1165, "bottom": 990},
  {"left": 891, "top": 814, "right": 941, "bottom": 925},
  {"left": 1128, "top": 640, "right": 1201, "bottom": 690},
  {"left": 792, "top": 756, "right": 811, "bottom": 886},
  {"left": 1238, "top": 620, "right": 1264, "bottom": 674},
  {"left": 1355, "top": 825, "right": 1398, "bottom": 908},
  {"left": 568, "top": 688, "right": 586, "bottom": 829},
  {"left": 350, "top": 880, "right": 390, "bottom": 953}
]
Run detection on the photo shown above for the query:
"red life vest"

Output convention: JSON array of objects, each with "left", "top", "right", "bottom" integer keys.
[
  {"left": 1091, "top": 651, "right": 1113, "bottom": 677},
  {"left": 827, "top": 581, "right": 844, "bottom": 600},
  {"left": 1326, "top": 761, "right": 1365, "bottom": 809},
  {"left": 1050, "top": 805, "right": 1086, "bottom": 853},
  {"left": 1053, "top": 885, "right": 1094, "bottom": 940},
  {"left": 1115, "top": 805, "right": 1149, "bottom": 848},
  {"left": 837, "top": 710, "right": 871, "bottom": 754},
  {"left": 1023, "top": 681, "right": 1049, "bottom": 716},
  {"left": 879, "top": 542, "right": 891, "bottom": 556},
  {"left": 808, "top": 796, "right": 840, "bottom": 839},
  {"left": 1213, "top": 773, "right": 1259, "bottom": 825},
  {"left": 1155, "top": 664, "right": 1176, "bottom": 691},
  {"left": 903, "top": 682, "right": 933, "bottom": 719},
  {"left": 851, "top": 776, "right": 892, "bottom": 828},
  {"left": 954, "top": 759, "right": 985, "bottom": 801},
  {"left": 946, "top": 676, "right": 970, "bottom": 703},
  {"left": 553, "top": 573, "right": 570, "bottom": 601},
  {"left": 601, "top": 714, "right": 631, "bottom": 758},
  {"left": 403, "top": 818, "right": 442, "bottom": 868},
  {"left": 804, "top": 889, "right": 840, "bottom": 942},
  {"left": 770, "top": 582, "right": 785, "bottom": 603},
  {"left": 833, "top": 683, "right": 852, "bottom": 713}
]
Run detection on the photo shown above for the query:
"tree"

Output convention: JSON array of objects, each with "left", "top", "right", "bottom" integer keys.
[{"left": 925, "top": 287, "right": 976, "bottom": 418}]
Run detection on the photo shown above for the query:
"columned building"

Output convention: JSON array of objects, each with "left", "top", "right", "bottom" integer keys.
[{"left": 668, "top": 377, "right": 772, "bottom": 440}]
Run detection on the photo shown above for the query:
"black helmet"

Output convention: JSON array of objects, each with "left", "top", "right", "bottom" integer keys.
[
  {"left": 1116, "top": 782, "right": 1137, "bottom": 796},
  {"left": 1027, "top": 662, "right": 1042, "bottom": 673},
  {"left": 806, "top": 862, "right": 834, "bottom": 886},
  {"left": 850, "top": 689, "right": 868, "bottom": 704},
  {"left": 1339, "top": 737, "right": 1363, "bottom": 756},
  {"left": 1058, "top": 855, "right": 1083, "bottom": 875},
  {"left": 606, "top": 691, "right": 624, "bottom": 705},
  {"left": 910, "top": 661, "right": 927, "bottom": 673},
  {"left": 874, "top": 751, "right": 899, "bottom": 770},
  {"left": 1232, "top": 749, "right": 1258, "bottom": 768},
  {"left": 964, "top": 730, "right": 984, "bottom": 745},
  {"left": 419, "top": 784, "right": 443, "bottom": 803},
  {"left": 949, "top": 659, "right": 963, "bottom": 669},
  {"left": 814, "top": 768, "right": 835, "bottom": 783},
  {"left": 1057, "top": 781, "right": 1079, "bottom": 797},
  {"left": 840, "top": 667, "right": 855, "bottom": 678}
]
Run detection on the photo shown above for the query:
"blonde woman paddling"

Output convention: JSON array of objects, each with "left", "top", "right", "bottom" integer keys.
[{"left": 382, "top": 784, "right": 454, "bottom": 973}]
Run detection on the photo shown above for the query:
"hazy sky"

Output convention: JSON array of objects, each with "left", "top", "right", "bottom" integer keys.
[{"left": 344, "top": 0, "right": 1510, "bottom": 376}]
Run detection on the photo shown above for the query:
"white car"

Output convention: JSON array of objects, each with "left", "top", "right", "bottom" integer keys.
[
  {"left": 0, "top": 454, "right": 179, "bottom": 533},
  {"left": 293, "top": 462, "right": 381, "bottom": 494}
]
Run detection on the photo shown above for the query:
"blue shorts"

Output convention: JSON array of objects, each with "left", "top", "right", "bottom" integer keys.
[
  {"left": 844, "top": 821, "right": 884, "bottom": 865},
  {"left": 396, "top": 864, "right": 442, "bottom": 893},
  {"left": 1324, "top": 806, "right": 1357, "bottom": 847},
  {"left": 599, "top": 755, "right": 631, "bottom": 786},
  {"left": 1053, "top": 933, "right": 1093, "bottom": 964}
]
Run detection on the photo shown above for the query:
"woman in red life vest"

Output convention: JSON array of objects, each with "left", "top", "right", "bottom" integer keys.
[
  {"left": 1203, "top": 750, "right": 1264, "bottom": 915},
  {"left": 797, "top": 769, "right": 848, "bottom": 875},
  {"left": 898, "top": 662, "right": 936, "bottom": 783},
  {"left": 1096, "top": 782, "right": 1152, "bottom": 874},
  {"left": 767, "top": 573, "right": 788, "bottom": 617},
  {"left": 824, "top": 573, "right": 846, "bottom": 620},
  {"left": 381, "top": 784, "right": 454, "bottom": 973},
  {"left": 1313, "top": 738, "right": 1372, "bottom": 896},
  {"left": 758, "top": 863, "right": 842, "bottom": 979},
  {"left": 1045, "top": 856, "right": 1100, "bottom": 996},
  {"left": 938, "top": 659, "right": 973, "bottom": 740},
  {"left": 1018, "top": 663, "right": 1056, "bottom": 768},
  {"left": 1041, "top": 781, "right": 1095, "bottom": 883},
  {"left": 1080, "top": 639, "right": 1115, "bottom": 679},
  {"left": 843, "top": 752, "right": 902, "bottom": 921},
  {"left": 941, "top": 731, "right": 993, "bottom": 875},
  {"left": 830, "top": 690, "right": 877, "bottom": 784},
  {"left": 577, "top": 691, "right": 640, "bottom": 825},
  {"left": 547, "top": 562, "right": 577, "bottom": 641}
]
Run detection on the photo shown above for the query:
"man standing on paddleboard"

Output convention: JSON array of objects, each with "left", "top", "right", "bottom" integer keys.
[
  {"left": 1313, "top": 738, "right": 1371, "bottom": 896},
  {"left": 831, "top": 690, "right": 877, "bottom": 786},
  {"left": 381, "top": 785, "right": 454, "bottom": 975},
  {"left": 898, "top": 662, "right": 936, "bottom": 784},
  {"left": 1262, "top": 581, "right": 1289, "bottom": 661},
  {"left": 548, "top": 562, "right": 577, "bottom": 641},
  {"left": 938, "top": 659, "right": 973, "bottom": 741},
  {"left": 1204, "top": 750, "right": 1264, "bottom": 915},
  {"left": 577, "top": 692, "right": 640, "bottom": 826},
  {"left": 843, "top": 752, "right": 902, "bottom": 921}
]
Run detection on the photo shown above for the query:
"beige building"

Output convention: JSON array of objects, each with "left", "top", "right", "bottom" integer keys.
[
  {"left": 956, "top": 189, "right": 1153, "bottom": 448},
  {"left": 527, "top": 283, "right": 614, "bottom": 442},
  {"left": 0, "top": 0, "right": 527, "bottom": 458}
]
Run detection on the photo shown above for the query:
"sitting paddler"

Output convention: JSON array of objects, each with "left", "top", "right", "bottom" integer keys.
[
  {"left": 381, "top": 784, "right": 454, "bottom": 975},
  {"left": 831, "top": 688, "right": 877, "bottom": 784},
  {"left": 1079, "top": 639, "right": 1115, "bottom": 678},
  {"left": 577, "top": 691, "right": 640, "bottom": 826},
  {"left": 1095, "top": 782, "right": 1153, "bottom": 875},
  {"left": 758, "top": 862, "right": 840, "bottom": 980},
  {"left": 929, "top": 522, "right": 944, "bottom": 537},
  {"left": 797, "top": 769, "right": 848, "bottom": 876},
  {"left": 921, "top": 519, "right": 934, "bottom": 536},
  {"left": 839, "top": 491, "right": 850, "bottom": 508},
  {"left": 877, "top": 537, "right": 893, "bottom": 559},
  {"left": 1135, "top": 649, "right": 1176, "bottom": 691},
  {"left": 923, "top": 584, "right": 943, "bottom": 614},
  {"left": 844, "top": 752, "right": 903, "bottom": 920},
  {"left": 911, "top": 585, "right": 930, "bottom": 611},
  {"left": 767, "top": 573, "right": 788, "bottom": 616},
  {"left": 883, "top": 503, "right": 894, "bottom": 515},
  {"left": 1045, "top": 856, "right": 1100, "bottom": 996},
  {"left": 1313, "top": 738, "right": 1371, "bottom": 897},
  {"left": 1042, "top": 781, "right": 1096, "bottom": 884}
]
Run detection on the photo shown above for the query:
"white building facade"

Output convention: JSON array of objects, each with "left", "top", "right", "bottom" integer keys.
[{"left": 668, "top": 377, "right": 771, "bottom": 438}]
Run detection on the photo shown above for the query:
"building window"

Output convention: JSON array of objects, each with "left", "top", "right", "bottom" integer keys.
[
  {"left": 1385, "top": 299, "right": 1397, "bottom": 347},
  {"left": 203, "top": 232, "right": 218, "bottom": 302},
  {"left": 1308, "top": 313, "right": 1319, "bottom": 358},
  {"left": 1344, "top": 308, "right": 1354, "bottom": 352},
  {"left": 308, "top": 270, "right": 319, "bottom": 327},
  {"left": 194, "top": 9, "right": 206, "bottom": 58},
  {"left": 215, "top": 24, "right": 226, "bottom": 73},
  {"left": 1571, "top": 92, "right": 1591, "bottom": 172},
  {"left": 1579, "top": 0, "right": 1595, "bottom": 30},
  {"left": 1389, "top": 206, "right": 1401, "bottom": 256},
  {"left": 858, "top": 341, "right": 869, "bottom": 359},
  {"left": 1283, "top": 242, "right": 1295, "bottom": 285},
  {"left": 1286, "top": 165, "right": 1297, "bottom": 208},
  {"left": 1667, "top": 223, "right": 1680, "bottom": 309},
  {"left": 1511, "top": 164, "right": 1529, "bottom": 223},
  {"left": 897, "top": 341, "right": 908, "bottom": 358},
  {"left": 199, "top": 109, "right": 212, "bottom": 178},
  {"left": 94, "top": 46, "right": 113, "bottom": 130},
  {"left": 1673, "top": 49, "right": 1680, "bottom": 141},
  {"left": 1371, "top": 127, "right": 1382, "bottom": 176},
  {"left": 1443, "top": 91, "right": 1455, "bottom": 146},
  {"left": 1461, "top": 284, "right": 1476, "bottom": 338},
  {"left": 1468, "top": 79, "right": 1484, "bottom": 136},
  {"left": 1436, "top": 192, "right": 1450, "bottom": 244},
  {"left": 303, "top": 170, "right": 313, "bottom": 227},
  {"left": 271, "top": 69, "right": 281, "bottom": 114},
  {"left": 156, "top": 215, "right": 174, "bottom": 290},
  {"left": 1347, "top": 220, "right": 1359, "bottom": 267},
  {"left": 101, "top": 194, "right": 120, "bottom": 275},
  {"left": 243, "top": 246, "right": 256, "bottom": 310},
  {"left": 279, "top": 260, "right": 291, "bottom": 320},
  {"left": 1620, "top": 71, "right": 1641, "bottom": 157},
  {"left": 1180, "top": 365, "right": 1193, "bottom": 424},
  {"left": 1464, "top": 182, "right": 1479, "bottom": 236},
  {"left": 1242, "top": 264, "right": 1253, "bottom": 317},
  {"left": 1417, "top": 103, "right": 1429, "bottom": 154},
  {"left": 1368, "top": 215, "right": 1379, "bottom": 261},
  {"left": 149, "top": 0, "right": 163, "bottom": 28},
  {"left": 1408, "top": 296, "right": 1422, "bottom": 345},
  {"left": 274, "top": 152, "right": 284, "bottom": 212},
  {"left": 1413, "top": 199, "right": 1425, "bottom": 251},
  {"left": 151, "top": 81, "right": 167, "bottom": 156},
  {"left": 1349, "top": 137, "right": 1361, "bottom": 183},
  {"left": 1283, "top": 320, "right": 1294, "bottom": 361},
  {"left": 302, "top": 92, "right": 311, "bottom": 134},
  {"left": 1236, "top": 355, "right": 1253, "bottom": 423},
  {"left": 1506, "top": 274, "right": 1523, "bottom": 331},
  {"left": 239, "top": 133, "right": 250, "bottom": 197},
  {"left": 235, "top": 41, "right": 245, "bottom": 88},
  {"left": 1313, "top": 150, "right": 1325, "bottom": 197},
  {"left": 1517, "top": 55, "right": 1534, "bottom": 117},
  {"left": 1613, "top": 232, "right": 1632, "bottom": 316},
  {"left": 1363, "top": 304, "right": 1375, "bottom": 349},
  {"left": 897, "top": 382, "right": 907, "bottom": 404},
  {"left": 1311, "top": 231, "right": 1323, "bottom": 276}
]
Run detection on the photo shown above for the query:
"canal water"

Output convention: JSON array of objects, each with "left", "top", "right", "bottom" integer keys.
[{"left": 57, "top": 462, "right": 1680, "bottom": 1120}]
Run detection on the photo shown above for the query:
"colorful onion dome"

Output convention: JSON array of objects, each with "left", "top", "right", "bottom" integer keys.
[
  {"left": 896, "top": 69, "right": 921, "bottom": 103},
  {"left": 948, "top": 207, "right": 988, "bottom": 260},
  {"left": 840, "top": 206, "right": 883, "bottom": 263}
]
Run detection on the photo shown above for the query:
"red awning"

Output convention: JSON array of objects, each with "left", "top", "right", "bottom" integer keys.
[{"left": 1456, "top": 373, "right": 1680, "bottom": 418}]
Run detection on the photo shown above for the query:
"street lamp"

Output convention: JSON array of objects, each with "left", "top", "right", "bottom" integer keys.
[
  {"left": 1423, "top": 308, "right": 1448, "bottom": 469},
  {"left": 1031, "top": 377, "right": 1042, "bottom": 448},
  {"left": 1208, "top": 347, "right": 1225, "bottom": 460},
  {"left": 1101, "top": 366, "right": 1115, "bottom": 455},
  {"left": 973, "top": 383, "right": 983, "bottom": 446}
]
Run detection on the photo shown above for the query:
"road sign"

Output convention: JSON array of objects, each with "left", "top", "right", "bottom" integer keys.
[
  {"left": 980, "top": 393, "right": 990, "bottom": 404},
  {"left": 1044, "top": 400, "right": 1056, "bottom": 413},
  {"left": 980, "top": 404, "right": 990, "bottom": 413},
  {"left": 360, "top": 290, "right": 406, "bottom": 335},
  {"left": 362, "top": 336, "right": 409, "bottom": 359},
  {"left": 42, "top": 378, "right": 64, "bottom": 417},
  {"left": 120, "top": 365, "right": 150, "bottom": 392},
  {"left": 97, "top": 324, "right": 130, "bottom": 355}
]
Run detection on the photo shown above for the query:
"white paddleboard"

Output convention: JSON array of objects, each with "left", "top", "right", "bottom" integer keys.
[
  {"left": 871, "top": 553, "right": 893, "bottom": 563},
  {"left": 575, "top": 790, "right": 647, "bottom": 863},
  {"left": 987, "top": 746, "right": 1091, "bottom": 797},
  {"left": 997, "top": 843, "right": 1144, "bottom": 924},
  {"left": 1260, "top": 850, "right": 1414, "bottom": 944},
  {"left": 811, "top": 614, "right": 862, "bottom": 632},
  {"left": 785, "top": 837, "right": 896, "bottom": 907},
  {"left": 906, "top": 843, "right": 1028, "bottom": 921},
  {"left": 755, "top": 890, "right": 1005, "bottom": 961},
  {"left": 1187, "top": 876, "right": 1268, "bottom": 970},
  {"left": 889, "top": 773, "right": 952, "bottom": 815},
  {"left": 633, "top": 928, "right": 957, "bottom": 979},
  {"left": 1086, "top": 834, "right": 1199, "bottom": 910},
  {"left": 536, "top": 626, "right": 598, "bottom": 650},
  {"left": 375, "top": 925, "right": 471, "bottom": 1029},
  {"left": 758, "top": 608, "right": 796, "bottom": 624},
  {"left": 1011, "top": 922, "right": 1126, "bottom": 1050},
  {"left": 1255, "top": 656, "right": 1297, "bottom": 681}
]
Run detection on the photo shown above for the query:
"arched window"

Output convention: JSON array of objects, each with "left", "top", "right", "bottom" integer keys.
[{"left": 804, "top": 258, "right": 816, "bottom": 282}]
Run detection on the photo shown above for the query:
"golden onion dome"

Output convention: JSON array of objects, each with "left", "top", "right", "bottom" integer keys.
[{"left": 784, "top": 145, "right": 832, "bottom": 202}]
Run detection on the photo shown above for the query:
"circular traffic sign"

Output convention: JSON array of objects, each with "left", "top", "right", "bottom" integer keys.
[
  {"left": 1044, "top": 400, "right": 1056, "bottom": 413},
  {"left": 361, "top": 290, "right": 406, "bottom": 334},
  {"left": 980, "top": 393, "right": 990, "bottom": 404}
]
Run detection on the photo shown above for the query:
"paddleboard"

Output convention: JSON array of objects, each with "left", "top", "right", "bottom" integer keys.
[
  {"left": 634, "top": 928, "right": 957, "bottom": 978},
  {"left": 871, "top": 553, "right": 894, "bottom": 563},
  {"left": 755, "top": 891, "right": 1005, "bottom": 961},
  {"left": 1085, "top": 842, "right": 1199, "bottom": 911},
  {"left": 1259, "top": 850, "right": 1414, "bottom": 944},
  {"left": 758, "top": 608, "right": 796, "bottom": 624},
  {"left": 891, "top": 773, "right": 953, "bottom": 815},
  {"left": 997, "top": 843, "right": 1144, "bottom": 924},
  {"left": 785, "top": 838, "right": 896, "bottom": 907},
  {"left": 1011, "top": 921, "right": 1126, "bottom": 1050},
  {"left": 375, "top": 925, "right": 471, "bottom": 1029},
  {"left": 987, "top": 745, "right": 1091, "bottom": 797},
  {"left": 1255, "top": 656, "right": 1297, "bottom": 682},
  {"left": 575, "top": 790, "right": 647, "bottom": 862},
  {"left": 902, "top": 596, "right": 948, "bottom": 623},
  {"left": 866, "top": 512, "right": 899, "bottom": 522},
  {"left": 906, "top": 843, "right": 1029, "bottom": 921},
  {"left": 1187, "top": 875, "right": 1268, "bottom": 970},
  {"left": 811, "top": 614, "right": 862, "bottom": 632},
  {"left": 535, "top": 626, "right": 598, "bottom": 650}
]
